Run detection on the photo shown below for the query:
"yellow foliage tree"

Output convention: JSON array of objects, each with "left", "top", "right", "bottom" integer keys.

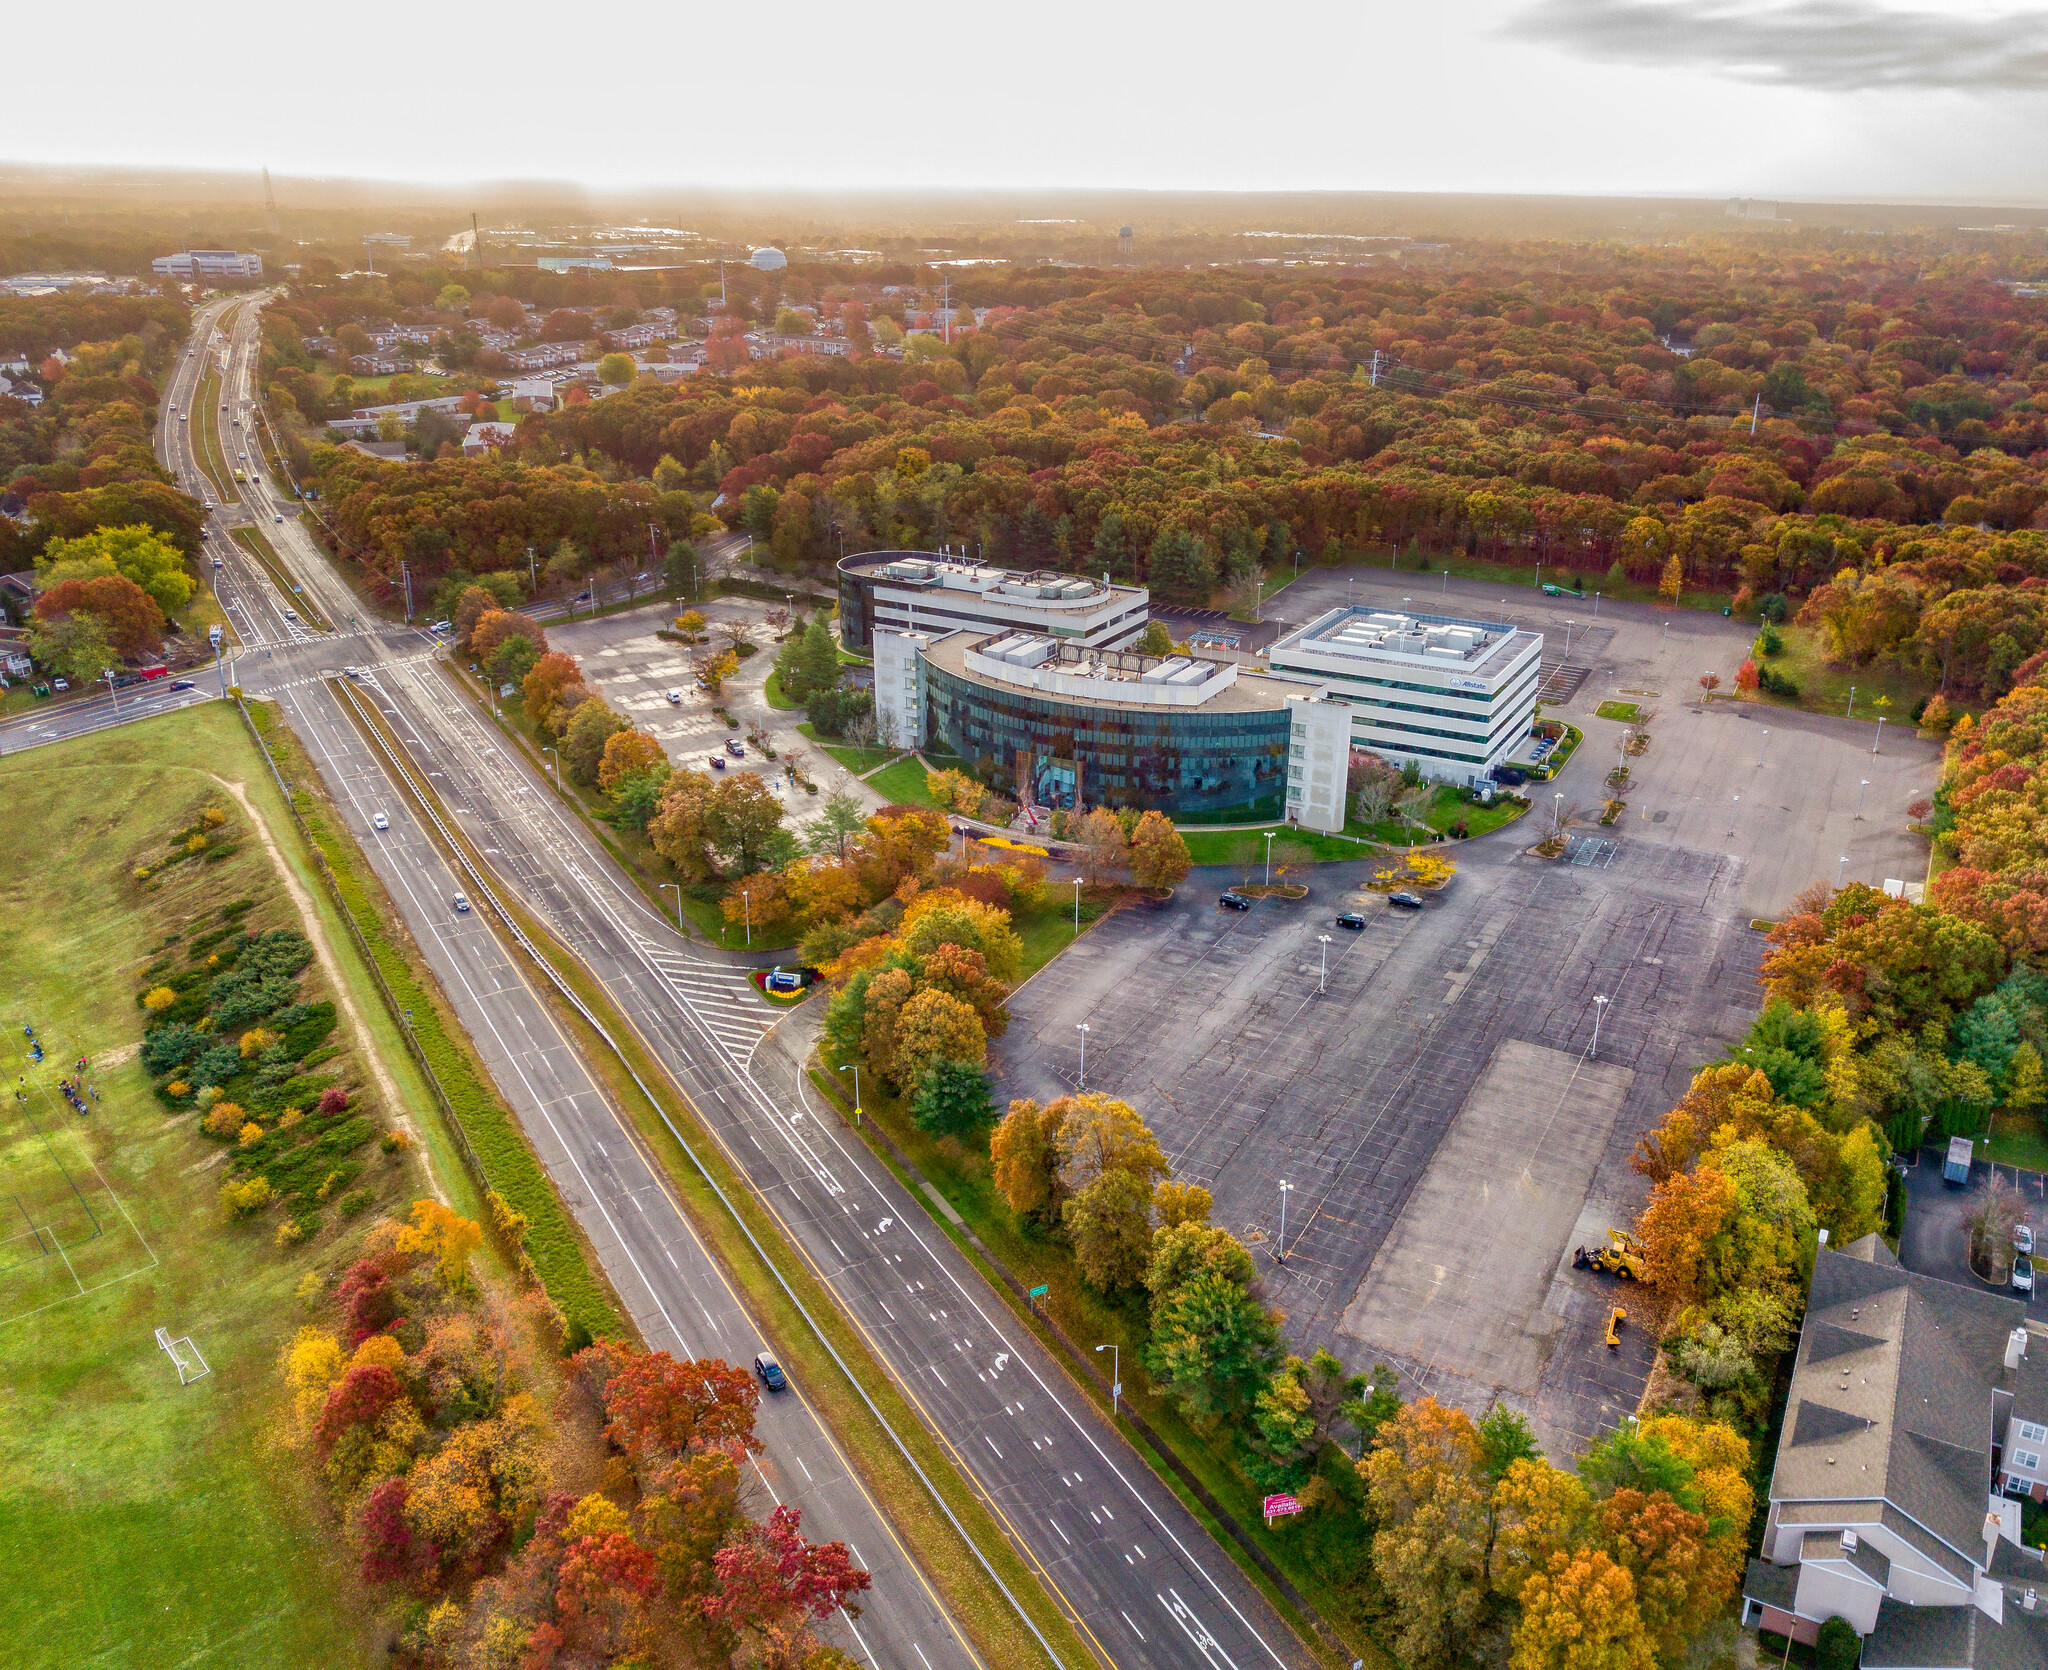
[
  {"left": 143, "top": 986, "right": 177, "bottom": 1011},
  {"left": 1509, "top": 1548, "right": 1655, "bottom": 1670},
  {"left": 281, "top": 1325, "right": 345, "bottom": 1432},
  {"left": 1658, "top": 552, "right": 1683, "bottom": 606},
  {"left": 398, "top": 1198, "right": 485, "bottom": 1288}
]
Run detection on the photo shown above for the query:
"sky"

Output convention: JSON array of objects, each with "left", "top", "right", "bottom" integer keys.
[{"left": 15, "top": 0, "right": 2048, "bottom": 203}]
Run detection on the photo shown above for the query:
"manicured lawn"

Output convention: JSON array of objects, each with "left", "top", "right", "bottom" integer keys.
[
  {"left": 1741, "top": 621, "right": 1940, "bottom": 726},
  {"left": 1988, "top": 1110, "right": 2048, "bottom": 1176},
  {"left": 764, "top": 670, "right": 802, "bottom": 710},
  {"left": 866, "top": 757, "right": 946, "bottom": 810},
  {"left": 1595, "top": 700, "right": 1642, "bottom": 722},
  {"left": 0, "top": 704, "right": 402, "bottom": 1667},
  {"left": 1339, "top": 549, "right": 1736, "bottom": 614},
  {"left": 798, "top": 725, "right": 899, "bottom": 776},
  {"left": 1179, "top": 824, "right": 1378, "bottom": 867}
]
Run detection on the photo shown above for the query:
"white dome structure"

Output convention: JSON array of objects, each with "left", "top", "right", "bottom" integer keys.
[{"left": 749, "top": 246, "right": 788, "bottom": 271}]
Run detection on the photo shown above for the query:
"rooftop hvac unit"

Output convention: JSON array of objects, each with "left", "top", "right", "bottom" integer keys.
[
  {"left": 883, "top": 560, "right": 934, "bottom": 580},
  {"left": 980, "top": 634, "right": 1025, "bottom": 661},
  {"left": 1007, "top": 638, "right": 1053, "bottom": 668},
  {"left": 1365, "top": 612, "right": 1411, "bottom": 629},
  {"left": 1058, "top": 580, "right": 1094, "bottom": 599},
  {"left": 1165, "top": 662, "right": 1210, "bottom": 686},
  {"left": 1141, "top": 657, "right": 1191, "bottom": 683},
  {"left": 1424, "top": 645, "right": 1466, "bottom": 660}
]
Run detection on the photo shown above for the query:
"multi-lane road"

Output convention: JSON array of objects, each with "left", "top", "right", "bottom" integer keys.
[{"left": 122, "top": 295, "right": 1308, "bottom": 1670}]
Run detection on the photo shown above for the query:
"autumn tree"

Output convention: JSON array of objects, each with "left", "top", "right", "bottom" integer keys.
[
  {"left": 892, "top": 987, "right": 986, "bottom": 1088},
  {"left": 578, "top": 1345, "right": 761, "bottom": 1469},
  {"left": 1127, "top": 810, "right": 1192, "bottom": 891},
  {"left": 1361, "top": 1397, "right": 1490, "bottom": 1669},
  {"left": 29, "top": 610, "right": 113, "bottom": 683},
  {"left": 565, "top": 699, "right": 628, "bottom": 785},
  {"left": 703, "top": 772, "right": 786, "bottom": 873},
  {"left": 1144, "top": 1220, "right": 1277, "bottom": 1419},
  {"left": 1075, "top": 807, "right": 1129, "bottom": 885},
  {"left": 598, "top": 728, "right": 666, "bottom": 792},
  {"left": 397, "top": 1198, "right": 485, "bottom": 1288},
  {"left": 701, "top": 1504, "right": 871, "bottom": 1660},
  {"left": 1509, "top": 1548, "right": 1655, "bottom": 1670},
  {"left": 33, "top": 573, "right": 165, "bottom": 660},
  {"left": 36, "top": 523, "right": 194, "bottom": 613},
  {"left": 990, "top": 1097, "right": 1068, "bottom": 1224},
  {"left": 522, "top": 650, "right": 582, "bottom": 725}
]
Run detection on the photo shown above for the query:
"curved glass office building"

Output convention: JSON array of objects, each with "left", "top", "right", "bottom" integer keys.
[{"left": 892, "top": 631, "right": 1306, "bottom": 819}]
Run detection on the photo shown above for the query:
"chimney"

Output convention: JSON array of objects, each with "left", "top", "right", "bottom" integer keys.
[{"left": 2009, "top": 1327, "right": 2030, "bottom": 1371}]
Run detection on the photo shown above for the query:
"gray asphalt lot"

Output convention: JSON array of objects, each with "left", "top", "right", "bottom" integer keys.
[{"left": 1897, "top": 1149, "right": 2048, "bottom": 1323}]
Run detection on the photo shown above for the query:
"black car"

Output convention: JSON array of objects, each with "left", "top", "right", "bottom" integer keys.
[
  {"left": 1387, "top": 891, "right": 1426, "bottom": 909},
  {"left": 1220, "top": 891, "right": 1253, "bottom": 911},
  {"left": 169, "top": 679, "right": 195, "bottom": 691},
  {"left": 1336, "top": 912, "right": 1366, "bottom": 930},
  {"left": 754, "top": 1351, "right": 787, "bottom": 1392},
  {"left": 724, "top": 738, "right": 745, "bottom": 757}
]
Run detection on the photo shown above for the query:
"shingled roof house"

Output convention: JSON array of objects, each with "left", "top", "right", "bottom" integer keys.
[{"left": 1741, "top": 1237, "right": 2048, "bottom": 1668}]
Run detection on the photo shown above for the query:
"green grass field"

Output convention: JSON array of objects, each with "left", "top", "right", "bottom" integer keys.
[
  {"left": 797, "top": 724, "right": 900, "bottom": 777},
  {"left": 0, "top": 703, "right": 391, "bottom": 1666},
  {"left": 866, "top": 757, "right": 944, "bottom": 809},
  {"left": 1743, "top": 621, "right": 1938, "bottom": 726}
]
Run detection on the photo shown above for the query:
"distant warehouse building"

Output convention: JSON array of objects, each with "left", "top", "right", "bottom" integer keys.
[
  {"left": 1267, "top": 606, "right": 1542, "bottom": 788},
  {"left": 874, "top": 627, "right": 1351, "bottom": 830},
  {"left": 837, "top": 552, "right": 1148, "bottom": 654},
  {"left": 152, "top": 250, "right": 265, "bottom": 279}
]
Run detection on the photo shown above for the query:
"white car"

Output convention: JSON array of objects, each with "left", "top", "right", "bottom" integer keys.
[
  {"left": 666, "top": 689, "right": 682, "bottom": 704},
  {"left": 452, "top": 894, "right": 470, "bottom": 914},
  {"left": 2018, "top": 1224, "right": 2036, "bottom": 1257},
  {"left": 372, "top": 812, "right": 389, "bottom": 831}
]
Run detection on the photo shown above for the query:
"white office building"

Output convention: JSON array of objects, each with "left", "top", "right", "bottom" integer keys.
[
  {"left": 152, "top": 250, "right": 265, "bottom": 280},
  {"left": 837, "top": 552, "right": 1148, "bottom": 654},
  {"left": 1267, "top": 606, "right": 1542, "bottom": 786}
]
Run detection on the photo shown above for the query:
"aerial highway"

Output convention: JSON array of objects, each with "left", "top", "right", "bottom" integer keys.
[
  {"left": 149, "top": 298, "right": 982, "bottom": 1670},
  {"left": 149, "top": 295, "right": 1309, "bottom": 1670}
]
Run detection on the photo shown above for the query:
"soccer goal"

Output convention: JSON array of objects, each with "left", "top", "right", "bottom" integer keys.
[{"left": 154, "top": 1325, "right": 210, "bottom": 1385}]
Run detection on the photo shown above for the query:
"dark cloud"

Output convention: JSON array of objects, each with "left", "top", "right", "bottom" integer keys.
[{"left": 1502, "top": 0, "right": 2048, "bottom": 92}]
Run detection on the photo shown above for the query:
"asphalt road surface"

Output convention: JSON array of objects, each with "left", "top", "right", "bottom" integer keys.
[{"left": 119, "top": 297, "right": 1308, "bottom": 1670}]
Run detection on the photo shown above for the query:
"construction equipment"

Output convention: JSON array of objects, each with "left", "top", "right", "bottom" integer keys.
[
  {"left": 1605, "top": 1307, "right": 1627, "bottom": 1349},
  {"left": 1572, "top": 1227, "right": 1646, "bottom": 1281}
]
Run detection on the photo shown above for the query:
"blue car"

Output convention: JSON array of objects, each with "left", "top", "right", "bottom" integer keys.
[{"left": 754, "top": 1352, "right": 787, "bottom": 1392}]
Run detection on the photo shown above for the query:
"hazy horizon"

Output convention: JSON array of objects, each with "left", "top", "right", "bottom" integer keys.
[{"left": 20, "top": 0, "right": 2048, "bottom": 205}]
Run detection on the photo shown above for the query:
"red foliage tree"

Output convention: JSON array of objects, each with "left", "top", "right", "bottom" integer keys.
[
  {"left": 703, "top": 1504, "right": 872, "bottom": 1636},
  {"left": 314, "top": 1363, "right": 405, "bottom": 1453},
  {"left": 33, "top": 574, "right": 165, "bottom": 660},
  {"left": 335, "top": 1259, "right": 402, "bottom": 1342},
  {"left": 555, "top": 1531, "right": 660, "bottom": 1656},
  {"left": 356, "top": 1476, "right": 415, "bottom": 1584},
  {"left": 317, "top": 1086, "right": 350, "bottom": 1115},
  {"left": 592, "top": 1350, "right": 761, "bottom": 1467}
]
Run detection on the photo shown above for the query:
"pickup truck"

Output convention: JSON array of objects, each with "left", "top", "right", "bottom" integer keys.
[{"left": 1945, "top": 1135, "right": 1975, "bottom": 1186}]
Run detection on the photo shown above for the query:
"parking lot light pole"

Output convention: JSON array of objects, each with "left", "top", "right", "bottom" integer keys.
[
  {"left": 1846, "top": 685, "right": 1856, "bottom": 721},
  {"left": 1071, "top": 876, "right": 1082, "bottom": 938},
  {"left": 1759, "top": 728, "right": 1769, "bottom": 766},
  {"left": 838, "top": 1062, "right": 860, "bottom": 1127},
  {"left": 1277, "top": 1179, "right": 1294, "bottom": 1262},
  {"left": 659, "top": 883, "right": 684, "bottom": 933},
  {"left": 742, "top": 888, "right": 752, "bottom": 947},
  {"left": 1095, "top": 1343, "right": 1120, "bottom": 1416},
  {"left": 1729, "top": 794, "right": 1738, "bottom": 837},
  {"left": 1264, "top": 830, "right": 1276, "bottom": 886},
  {"left": 544, "top": 746, "right": 561, "bottom": 794},
  {"left": 1553, "top": 792, "right": 1563, "bottom": 837},
  {"left": 1591, "top": 994, "right": 1609, "bottom": 1061},
  {"left": 1837, "top": 855, "right": 1849, "bottom": 889},
  {"left": 1075, "top": 1023, "right": 1089, "bottom": 1090},
  {"left": 1318, "top": 934, "right": 1331, "bottom": 994},
  {"left": 1873, "top": 716, "right": 1885, "bottom": 755},
  {"left": 1855, "top": 779, "right": 1869, "bottom": 821}
]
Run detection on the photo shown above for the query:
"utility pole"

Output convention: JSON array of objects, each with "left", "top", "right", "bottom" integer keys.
[
  {"left": 1369, "top": 349, "right": 1381, "bottom": 388},
  {"left": 526, "top": 545, "right": 537, "bottom": 594},
  {"left": 400, "top": 560, "right": 413, "bottom": 622}
]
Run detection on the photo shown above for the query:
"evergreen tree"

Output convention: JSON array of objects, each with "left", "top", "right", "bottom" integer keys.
[
  {"left": 1093, "top": 510, "right": 1131, "bottom": 579},
  {"left": 798, "top": 615, "right": 840, "bottom": 696},
  {"left": 1147, "top": 527, "right": 1216, "bottom": 598},
  {"left": 913, "top": 1059, "right": 998, "bottom": 1137}
]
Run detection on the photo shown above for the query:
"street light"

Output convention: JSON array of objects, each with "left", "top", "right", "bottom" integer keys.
[
  {"left": 543, "top": 746, "right": 561, "bottom": 793},
  {"left": 1264, "top": 829, "right": 1276, "bottom": 886},
  {"left": 1277, "top": 1180, "right": 1294, "bottom": 1263},
  {"left": 1593, "top": 590, "right": 1601, "bottom": 619},
  {"left": 1872, "top": 716, "right": 1885, "bottom": 755},
  {"left": 1076, "top": 1023, "right": 1090, "bottom": 1090},
  {"left": 659, "top": 883, "right": 684, "bottom": 933},
  {"left": 838, "top": 1061, "right": 861, "bottom": 1127},
  {"left": 1591, "top": 994, "right": 1610, "bottom": 1060},
  {"left": 1729, "top": 793, "right": 1738, "bottom": 838},
  {"left": 1855, "top": 780, "right": 1869, "bottom": 821},
  {"left": 1759, "top": 728, "right": 1769, "bottom": 767},
  {"left": 1553, "top": 792, "right": 1563, "bottom": 837},
  {"left": 1317, "top": 933, "right": 1332, "bottom": 994},
  {"left": 742, "top": 887, "right": 752, "bottom": 947},
  {"left": 104, "top": 668, "right": 119, "bottom": 713},
  {"left": 1564, "top": 619, "right": 1575, "bottom": 656},
  {"left": 1095, "top": 1343, "right": 1120, "bottom": 1416},
  {"left": 1837, "top": 854, "right": 1849, "bottom": 889},
  {"left": 1846, "top": 685, "right": 1856, "bottom": 721},
  {"left": 1071, "top": 875, "right": 1082, "bottom": 938}
]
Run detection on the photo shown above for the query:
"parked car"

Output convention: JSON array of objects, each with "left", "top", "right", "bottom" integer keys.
[
  {"left": 1336, "top": 912, "right": 1366, "bottom": 930},
  {"left": 2018, "top": 1224, "right": 2036, "bottom": 1257},
  {"left": 725, "top": 738, "right": 745, "bottom": 757},
  {"left": 51, "top": 677, "right": 68, "bottom": 691},
  {"left": 452, "top": 894, "right": 470, "bottom": 913},
  {"left": 1388, "top": 891, "right": 1426, "bottom": 909},
  {"left": 1220, "top": 891, "right": 1253, "bottom": 911},
  {"left": 373, "top": 812, "right": 389, "bottom": 832},
  {"left": 2014, "top": 1252, "right": 2035, "bottom": 1297},
  {"left": 754, "top": 1352, "right": 787, "bottom": 1392},
  {"left": 666, "top": 689, "right": 682, "bottom": 705},
  {"left": 709, "top": 754, "right": 726, "bottom": 770}
]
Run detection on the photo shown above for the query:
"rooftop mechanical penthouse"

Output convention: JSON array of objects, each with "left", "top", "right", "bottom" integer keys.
[{"left": 837, "top": 552, "right": 1148, "bottom": 653}]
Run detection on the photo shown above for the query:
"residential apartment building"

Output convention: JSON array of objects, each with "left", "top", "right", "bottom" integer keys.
[
  {"left": 1266, "top": 605, "right": 1542, "bottom": 787},
  {"left": 1741, "top": 1239, "right": 2048, "bottom": 1667},
  {"left": 837, "top": 553, "right": 1149, "bottom": 653},
  {"left": 504, "top": 341, "right": 585, "bottom": 372},
  {"left": 152, "top": 250, "right": 264, "bottom": 279}
]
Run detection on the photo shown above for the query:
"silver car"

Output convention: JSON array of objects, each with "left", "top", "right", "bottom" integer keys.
[{"left": 2014, "top": 1252, "right": 2035, "bottom": 1298}]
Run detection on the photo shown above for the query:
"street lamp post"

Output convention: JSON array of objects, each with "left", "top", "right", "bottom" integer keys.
[
  {"left": 1553, "top": 792, "right": 1563, "bottom": 837},
  {"left": 1076, "top": 1023, "right": 1090, "bottom": 1091},
  {"left": 1591, "top": 994, "right": 1610, "bottom": 1061},
  {"left": 1095, "top": 1343, "right": 1120, "bottom": 1417},
  {"left": 1264, "top": 829, "right": 1276, "bottom": 887},
  {"left": 1759, "top": 729, "right": 1769, "bottom": 767},
  {"left": 1846, "top": 686, "right": 1856, "bottom": 721},
  {"left": 544, "top": 747, "right": 561, "bottom": 793},
  {"left": 659, "top": 883, "right": 684, "bottom": 933},
  {"left": 1873, "top": 716, "right": 1885, "bottom": 755},
  {"left": 1071, "top": 875, "right": 1082, "bottom": 938},
  {"left": 1855, "top": 780, "right": 1869, "bottom": 821},
  {"left": 1277, "top": 1180, "right": 1294, "bottom": 1263},
  {"left": 1593, "top": 590, "right": 1601, "bottom": 618},
  {"left": 104, "top": 668, "right": 118, "bottom": 713},
  {"left": 1729, "top": 793, "right": 1738, "bottom": 837},
  {"left": 742, "top": 887, "right": 752, "bottom": 947},
  {"left": 1564, "top": 619, "right": 1575, "bottom": 656},
  {"left": 1317, "top": 934, "right": 1331, "bottom": 994},
  {"left": 838, "top": 1062, "right": 861, "bottom": 1127},
  {"left": 1837, "top": 854, "right": 1849, "bottom": 889}
]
